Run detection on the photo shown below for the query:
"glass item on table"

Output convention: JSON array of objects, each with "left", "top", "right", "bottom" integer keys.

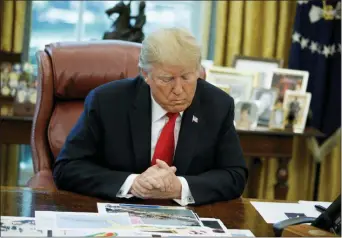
[
  {"left": 28, "top": 88, "right": 37, "bottom": 104},
  {"left": 1, "top": 85, "right": 11, "bottom": 96}
]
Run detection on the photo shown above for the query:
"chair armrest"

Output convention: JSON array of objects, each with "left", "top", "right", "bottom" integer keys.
[
  {"left": 26, "top": 170, "right": 57, "bottom": 191},
  {"left": 273, "top": 217, "right": 317, "bottom": 237}
]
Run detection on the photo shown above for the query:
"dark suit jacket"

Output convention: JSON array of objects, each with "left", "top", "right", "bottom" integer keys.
[{"left": 53, "top": 76, "right": 248, "bottom": 205}]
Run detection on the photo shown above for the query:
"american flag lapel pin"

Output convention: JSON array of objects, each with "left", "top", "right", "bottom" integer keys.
[{"left": 192, "top": 115, "right": 198, "bottom": 123}]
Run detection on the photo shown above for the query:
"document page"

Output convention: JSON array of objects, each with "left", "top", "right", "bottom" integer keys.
[{"left": 250, "top": 201, "right": 321, "bottom": 223}]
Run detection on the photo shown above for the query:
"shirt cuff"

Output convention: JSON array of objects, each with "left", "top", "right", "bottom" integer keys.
[
  {"left": 173, "top": 176, "right": 195, "bottom": 206},
  {"left": 116, "top": 174, "right": 138, "bottom": 198}
]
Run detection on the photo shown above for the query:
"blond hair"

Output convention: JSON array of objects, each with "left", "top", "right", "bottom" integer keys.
[{"left": 138, "top": 27, "right": 201, "bottom": 71}]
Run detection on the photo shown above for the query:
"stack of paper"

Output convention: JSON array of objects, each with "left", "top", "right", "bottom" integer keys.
[
  {"left": 1, "top": 203, "right": 255, "bottom": 237},
  {"left": 250, "top": 200, "right": 332, "bottom": 224}
]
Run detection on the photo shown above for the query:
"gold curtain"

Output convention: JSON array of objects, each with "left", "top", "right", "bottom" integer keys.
[
  {"left": 214, "top": 1, "right": 297, "bottom": 67},
  {"left": 317, "top": 133, "right": 341, "bottom": 201},
  {"left": 0, "top": 0, "right": 27, "bottom": 53},
  {"left": 0, "top": 145, "right": 20, "bottom": 186},
  {"left": 214, "top": 0, "right": 341, "bottom": 202},
  {"left": 251, "top": 137, "right": 317, "bottom": 201},
  {"left": 200, "top": 1, "right": 213, "bottom": 60}
]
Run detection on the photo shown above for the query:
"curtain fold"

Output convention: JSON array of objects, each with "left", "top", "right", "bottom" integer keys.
[
  {"left": 200, "top": 1, "right": 212, "bottom": 60},
  {"left": 318, "top": 135, "right": 341, "bottom": 201},
  {"left": 214, "top": 1, "right": 296, "bottom": 67},
  {"left": 0, "top": 0, "right": 27, "bottom": 53},
  {"left": 0, "top": 145, "right": 20, "bottom": 186}
]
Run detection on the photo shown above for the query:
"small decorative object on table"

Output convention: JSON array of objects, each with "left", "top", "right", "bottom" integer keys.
[
  {"left": 250, "top": 87, "right": 279, "bottom": 126},
  {"left": 269, "top": 100, "right": 286, "bottom": 130},
  {"left": 103, "top": 0, "right": 146, "bottom": 43},
  {"left": 13, "top": 87, "right": 37, "bottom": 116},
  {"left": 268, "top": 68, "right": 309, "bottom": 102},
  {"left": 283, "top": 90, "right": 312, "bottom": 133},
  {"left": 0, "top": 62, "right": 37, "bottom": 116},
  {"left": 232, "top": 55, "right": 283, "bottom": 88},
  {"left": 234, "top": 101, "right": 259, "bottom": 131},
  {"left": 206, "top": 66, "right": 259, "bottom": 103},
  {"left": 1, "top": 62, "right": 12, "bottom": 97}
]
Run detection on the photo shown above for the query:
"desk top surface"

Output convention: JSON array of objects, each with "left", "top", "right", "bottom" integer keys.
[{"left": 0, "top": 186, "right": 273, "bottom": 236}]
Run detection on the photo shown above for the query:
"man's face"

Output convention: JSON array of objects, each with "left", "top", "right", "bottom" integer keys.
[
  {"left": 241, "top": 109, "right": 249, "bottom": 120},
  {"left": 143, "top": 64, "right": 199, "bottom": 113}
]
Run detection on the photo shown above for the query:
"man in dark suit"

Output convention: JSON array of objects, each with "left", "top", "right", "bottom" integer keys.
[{"left": 53, "top": 27, "right": 248, "bottom": 205}]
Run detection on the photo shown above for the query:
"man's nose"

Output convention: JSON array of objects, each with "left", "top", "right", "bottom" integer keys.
[{"left": 172, "top": 77, "right": 183, "bottom": 95}]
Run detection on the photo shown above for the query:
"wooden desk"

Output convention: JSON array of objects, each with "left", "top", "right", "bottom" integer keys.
[
  {"left": 0, "top": 116, "right": 33, "bottom": 144},
  {"left": 0, "top": 115, "right": 323, "bottom": 200},
  {"left": 0, "top": 186, "right": 273, "bottom": 237},
  {"left": 238, "top": 127, "right": 324, "bottom": 200}
]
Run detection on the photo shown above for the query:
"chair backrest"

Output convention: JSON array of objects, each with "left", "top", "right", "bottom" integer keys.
[
  {"left": 31, "top": 40, "right": 207, "bottom": 173},
  {"left": 31, "top": 40, "right": 142, "bottom": 173}
]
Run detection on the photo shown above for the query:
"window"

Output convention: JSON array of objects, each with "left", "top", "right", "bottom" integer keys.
[{"left": 28, "top": 1, "right": 203, "bottom": 68}]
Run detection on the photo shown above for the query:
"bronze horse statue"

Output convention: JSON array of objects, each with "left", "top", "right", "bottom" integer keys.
[{"left": 103, "top": 1, "right": 146, "bottom": 43}]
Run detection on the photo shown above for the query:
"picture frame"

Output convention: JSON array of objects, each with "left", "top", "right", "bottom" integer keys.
[
  {"left": 269, "top": 105, "right": 286, "bottom": 130},
  {"left": 268, "top": 68, "right": 309, "bottom": 101},
  {"left": 234, "top": 101, "right": 259, "bottom": 131},
  {"left": 232, "top": 55, "right": 283, "bottom": 88},
  {"left": 206, "top": 66, "right": 259, "bottom": 103},
  {"left": 250, "top": 87, "right": 279, "bottom": 126},
  {"left": 283, "top": 90, "right": 312, "bottom": 133}
]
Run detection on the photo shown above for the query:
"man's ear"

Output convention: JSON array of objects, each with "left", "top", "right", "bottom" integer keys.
[{"left": 140, "top": 69, "right": 148, "bottom": 81}]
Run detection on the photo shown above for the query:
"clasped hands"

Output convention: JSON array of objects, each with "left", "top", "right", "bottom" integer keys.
[{"left": 130, "top": 159, "right": 182, "bottom": 199}]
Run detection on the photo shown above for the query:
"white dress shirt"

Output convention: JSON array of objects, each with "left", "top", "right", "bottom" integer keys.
[{"left": 116, "top": 95, "right": 195, "bottom": 206}]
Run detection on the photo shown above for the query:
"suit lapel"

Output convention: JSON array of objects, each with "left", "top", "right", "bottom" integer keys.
[
  {"left": 173, "top": 82, "right": 202, "bottom": 175},
  {"left": 129, "top": 77, "right": 152, "bottom": 173}
]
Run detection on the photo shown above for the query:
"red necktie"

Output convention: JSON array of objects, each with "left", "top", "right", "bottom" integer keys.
[{"left": 151, "top": 112, "right": 179, "bottom": 166}]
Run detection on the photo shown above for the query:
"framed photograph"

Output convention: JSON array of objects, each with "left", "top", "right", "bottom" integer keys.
[
  {"left": 234, "top": 101, "right": 259, "bottom": 130},
  {"left": 269, "top": 106, "right": 286, "bottom": 130},
  {"left": 250, "top": 88, "right": 279, "bottom": 126},
  {"left": 268, "top": 68, "right": 309, "bottom": 101},
  {"left": 206, "top": 66, "right": 259, "bottom": 103},
  {"left": 232, "top": 55, "right": 283, "bottom": 88},
  {"left": 283, "top": 90, "right": 312, "bottom": 133}
]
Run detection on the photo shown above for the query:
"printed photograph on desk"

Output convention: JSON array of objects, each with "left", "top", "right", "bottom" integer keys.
[
  {"left": 97, "top": 203, "right": 202, "bottom": 227},
  {"left": 135, "top": 225, "right": 215, "bottom": 236},
  {"left": 0, "top": 216, "right": 47, "bottom": 237},
  {"left": 199, "top": 218, "right": 229, "bottom": 235},
  {"left": 54, "top": 212, "right": 132, "bottom": 229},
  {"left": 52, "top": 229, "right": 145, "bottom": 237}
]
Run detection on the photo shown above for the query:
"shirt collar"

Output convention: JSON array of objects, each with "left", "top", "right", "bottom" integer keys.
[{"left": 151, "top": 93, "right": 183, "bottom": 122}]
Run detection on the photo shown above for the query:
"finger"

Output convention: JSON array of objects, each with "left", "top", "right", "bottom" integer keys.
[
  {"left": 156, "top": 169, "right": 172, "bottom": 192},
  {"left": 131, "top": 188, "right": 144, "bottom": 199},
  {"left": 133, "top": 180, "right": 151, "bottom": 198},
  {"left": 164, "top": 172, "right": 173, "bottom": 192},
  {"left": 138, "top": 177, "right": 154, "bottom": 190},
  {"left": 152, "top": 174, "right": 166, "bottom": 192},
  {"left": 136, "top": 179, "right": 153, "bottom": 195},
  {"left": 156, "top": 159, "right": 170, "bottom": 169},
  {"left": 144, "top": 176, "right": 161, "bottom": 189},
  {"left": 170, "top": 166, "right": 177, "bottom": 173}
]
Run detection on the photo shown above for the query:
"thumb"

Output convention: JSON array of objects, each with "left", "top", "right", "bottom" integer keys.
[
  {"left": 170, "top": 166, "right": 177, "bottom": 173},
  {"left": 156, "top": 159, "right": 169, "bottom": 169}
]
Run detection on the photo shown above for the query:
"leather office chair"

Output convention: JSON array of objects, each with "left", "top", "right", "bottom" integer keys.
[
  {"left": 27, "top": 40, "right": 207, "bottom": 190},
  {"left": 27, "top": 40, "right": 142, "bottom": 190}
]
